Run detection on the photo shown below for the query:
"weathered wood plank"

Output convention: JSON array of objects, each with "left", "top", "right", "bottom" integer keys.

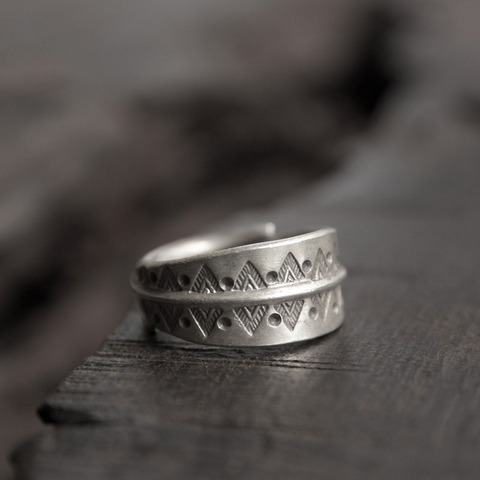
[
  {"left": 9, "top": 0, "right": 480, "bottom": 478},
  {"left": 12, "top": 152, "right": 480, "bottom": 479},
  {"left": 1, "top": 2, "right": 381, "bottom": 475}
]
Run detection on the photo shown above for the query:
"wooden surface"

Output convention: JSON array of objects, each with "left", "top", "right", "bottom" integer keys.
[
  {"left": 12, "top": 151, "right": 480, "bottom": 478},
  {"left": 5, "top": 0, "right": 480, "bottom": 478},
  {"left": 0, "top": 2, "right": 366, "bottom": 476}
]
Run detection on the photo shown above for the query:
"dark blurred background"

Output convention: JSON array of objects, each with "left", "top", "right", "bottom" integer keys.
[{"left": 1, "top": 0, "right": 479, "bottom": 477}]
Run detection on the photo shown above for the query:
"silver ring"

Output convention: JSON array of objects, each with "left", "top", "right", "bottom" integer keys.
[{"left": 131, "top": 222, "right": 346, "bottom": 347}]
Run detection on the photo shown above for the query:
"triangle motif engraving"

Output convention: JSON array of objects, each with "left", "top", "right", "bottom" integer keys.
[
  {"left": 156, "top": 266, "right": 182, "bottom": 292},
  {"left": 278, "top": 253, "right": 305, "bottom": 283},
  {"left": 156, "top": 304, "right": 182, "bottom": 333},
  {"left": 191, "top": 265, "right": 220, "bottom": 294},
  {"left": 275, "top": 300, "right": 305, "bottom": 331},
  {"left": 312, "top": 248, "right": 330, "bottom": 280},
  {"left": 190, "top": 308, "right": 223, "bottom": 337},
  {"left": 234, "top": 261, "right": 266, "bottom": 291},
  {"left": 312, "top": 290, "right": 332, "bottom": 321},
  {"left": 234, "top": 305, "right": 268, "bottom": 335}
]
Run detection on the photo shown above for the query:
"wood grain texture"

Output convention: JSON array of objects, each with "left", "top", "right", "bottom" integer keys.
[
  {"left": 12, "top": 151, "right": 480, "bottom": 479},
  {"left": 9, "top": 0, "right": 480, "bottom": 477}
]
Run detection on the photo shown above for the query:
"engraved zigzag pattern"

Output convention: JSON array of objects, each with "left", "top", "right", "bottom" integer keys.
[
  {"left": 234, "top": 261, "right": 266, "bottom": 291},
  {"left": 313, "top": 290, "right": 332, "bottom": 321},
  {"left": 156, "top": 266, "right": 182, "bottom": 292},
  {"left": 312, "top": 248, "right": 330, "bottom": 280},
  {"left": 146, "top": 251, "right": 336, "bottom": 337},
  {"left": 234, "top": 305, "right": 268, "bottom": 335},
  {"left": 191, "top": 265, "right": 220, "bottom": 293},
  {"left": 156, "top": 304, "right": 182, "bottom": 332},
  {"left": 190, "top": 308, "right": 223, "bottom": 337},
  {"left": 275, "top": 300, "right": 305, "bottom": 331},
  {"left": 278, "top": 252, "right": 305, "bottom": 283}
]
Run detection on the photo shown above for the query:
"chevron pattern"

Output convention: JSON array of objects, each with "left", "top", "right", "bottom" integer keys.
[
  {"left": 274, "top": 300, "right": 305, "bottom": 331},
  {"left": 153, "top": 251, "right": 318, "bottom": 295},
  {"left": 155, "top": 304, "right": 182, "bottom": 333},
  {"left": 233, "top": 305, "right": 268, "bottom": 335},
  {"left": 234, "top": 261, "right": 267, "bottom": 291},
  {"left": 147, "top": 293, "right": 338, "bottom": 337},
  {"left": 144, "top": 251, "right": 340, "bottom": 337},
  {"left": 312, "top": 248, "right": 330, "bottom": 280},
  {"left": 312, "top": 290, "right": 333, "bottom": 321},
  {"left": 191, "top": 266, "right": 220, "bottom": 294},
  {"left": 278, "top": 252, "right": 305, "bottom": 283},
  {"left": 189, "top": 308, "right": 223, "bottom": 337},
  {"left": 155, "top": 266, "right": 182, "bottom": 291}
]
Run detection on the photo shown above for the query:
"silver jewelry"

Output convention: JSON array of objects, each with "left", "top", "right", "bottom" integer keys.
[{"left": 131, "top": 222, "right": 346, "bottom": 347}]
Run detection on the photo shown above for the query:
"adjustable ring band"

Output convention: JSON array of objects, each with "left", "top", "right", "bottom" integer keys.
[{"left": 131, "top": 222, "right": 346, "bottom": 347}]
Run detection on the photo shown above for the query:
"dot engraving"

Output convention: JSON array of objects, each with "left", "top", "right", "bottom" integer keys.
[
  {"left": 179, "top": 317, "right": 191, "bottom": 328},
  {"left": 178, "top": 274, "right": 191, "bottom": 288},
  {"left": 266, "top": 271, "right": 278, "bottom": 284},
  {"left": 220, "top": 277, "right": 234, "bottom": 291},
  {"left": 302, "top": 260, "right": 312, "bottom": 272},
  {"left": 326, "top": 252, "right": 333, "bottom": 265},
  {"left": 217, "top": 317, "right": 232, "bottom": 330},
  {"left": 268, "top": 313, "right": 282, "bottom": 327},
  {"left": 309, "top": 307, "right": 318, "bottom": 320}
]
